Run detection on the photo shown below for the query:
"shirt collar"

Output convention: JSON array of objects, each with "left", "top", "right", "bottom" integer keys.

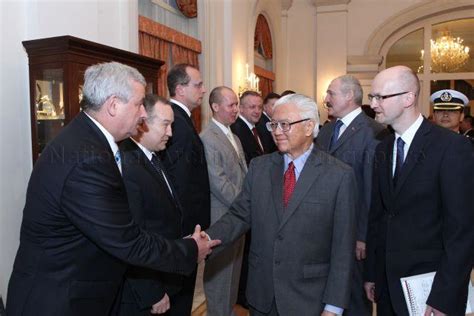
[
  {"left": 396, "top": 114, "right": 424, "bottom": 147},
  {"left": 130, "top": 137, "right": 154, "bottom": 161},
  {"left": 284, "top": 143, "right": 314, "bottom": 180},
  {"left": 84, "top": 111, "right": 119, "bottom": 155},
  {"left": 239, "top": 115, "right": 255, "bottom": 130},
  {"left": 170, "top": 98, "right": 191, "bottom": 117},
  {"left": 340, "top": 107, "right": 362, "bottom": 127},
  {"left": 212, "top": 117, "right": 232, "bottom": 135}
]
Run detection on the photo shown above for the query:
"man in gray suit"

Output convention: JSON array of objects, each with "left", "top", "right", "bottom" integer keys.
[
  {"left": 316, "top": 75, "right": 386, "bottom": 316},
  {"left": 205, "top": 93, "right": 357, "bottom": 316},
  {"left": 201, "top": 86, "right": 247, "bottom": 316}
]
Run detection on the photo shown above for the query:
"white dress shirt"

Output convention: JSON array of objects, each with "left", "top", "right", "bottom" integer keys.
[
  {"left": 392, "top": 114, "right": 423, "bottom": 175},
  {"left": 336, "top": 107, "right": 363, "bottom": 139},
  {"left": 170, "top": 98, "right": 191, "bottom": 117},
  {"left": 84, "top": 112, "right": 121, "bottom": 174},
  {"left": 130, "top": 138, "right": 173, "bottom": 194}
]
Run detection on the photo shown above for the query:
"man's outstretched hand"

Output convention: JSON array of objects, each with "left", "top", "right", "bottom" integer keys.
[{"left": 191, "top": 224, "right": 221, "bottom": 263}]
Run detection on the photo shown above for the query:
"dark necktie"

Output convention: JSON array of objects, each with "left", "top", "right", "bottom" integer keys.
[
  {"left": 283, "top": 162, "right": 296, "bottom": 208},
  {"left": 393, "top": 137, "right": 405, "bottom": 185},
  {"left": 151, "top": 153, "right": 173, "bottom": 196},
  {"left": 252, "top": 127, "right": 264, "bottom": 154},
  {"left": 329, "top": 120, "right": 344, "bottom": 150}
]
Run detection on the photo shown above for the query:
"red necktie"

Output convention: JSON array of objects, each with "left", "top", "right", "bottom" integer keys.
[
  {"left": 252, "top": 127, "right": 264, "bottom": 154},
  {"left": 283, "top": 162, "right": 296, "bottom": 207}
]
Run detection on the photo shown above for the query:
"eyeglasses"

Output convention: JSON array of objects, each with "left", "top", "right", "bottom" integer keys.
[
  {"left": 368, "top": 91, "right": 410, "bottom": 102},
  {"left": 266, "top": 118, "right": 310, "bottom": 132}
]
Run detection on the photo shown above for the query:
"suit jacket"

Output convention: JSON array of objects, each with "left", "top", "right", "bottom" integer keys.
[
  {"left": 161, "top": 101, "right": 210, "bottom": 235},
  {"left": 231, "top": 117, "right": 264, "bottom": 165},
  {"left": 316, "top": 111, "right": 386, "bottom": 242},
  {"left": 117, "top": 139, "right": 185, "bottom": 314},
  {"left": 256, "top": 114, "right": 278, "bottom": 153},
  {"left": 6, "top": 112, "right": 197, "bottom": 316},
  {"left": 200, "top": 120, "right": 247, "bottom": 223},
  {"left": 206, "top": 147, "right": 357, "bottom": 315},
  {"left": 200, "top": 121, "right": 247, "bottom": 314},
  {"left": 366, "top": 119, "right": 474, "bottom": 315}
]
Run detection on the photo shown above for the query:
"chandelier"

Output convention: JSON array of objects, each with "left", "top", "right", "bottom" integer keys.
[{"left": 420, "top": 32, "right": 470, "bottom": 73}]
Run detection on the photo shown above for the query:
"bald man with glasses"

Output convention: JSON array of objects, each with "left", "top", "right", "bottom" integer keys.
[{"left": 364, "top": 66, "right": 473, "bottom": 316}]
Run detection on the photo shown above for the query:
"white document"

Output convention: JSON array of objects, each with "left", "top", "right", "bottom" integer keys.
[{"left": 400, "top": 271, "right": 474, "bottom": 316}]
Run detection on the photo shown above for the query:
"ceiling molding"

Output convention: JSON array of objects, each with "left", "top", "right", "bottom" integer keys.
[{"left": 313, "top": 0, "right": 350, "bottom": 7}]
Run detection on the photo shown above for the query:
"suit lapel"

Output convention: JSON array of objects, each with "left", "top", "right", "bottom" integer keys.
[
  {"left": 279, "top": 148, "right": 322, "bottom": 230},
  {"left": 321, "top": 121, "right": 335, "bottom": 151},
  {"left": 128, "top": 141, "right": 180, "bottom": 213},
  {"left": 330, "top": 113, "right": 365, "bottom": 153},
  {"left": 394, "top": 119, "right": 431, "bottom": 196},
  {"left": 209, "top": 121, "right": 243, "bottom": 167},
  {"left": 270, "top": 153, "right": 285, "bottom": 223}
]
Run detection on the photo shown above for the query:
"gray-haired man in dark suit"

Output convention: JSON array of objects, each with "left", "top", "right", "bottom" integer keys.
[{"left": 316, "top": 75, "right": 386, "bottom": 316}]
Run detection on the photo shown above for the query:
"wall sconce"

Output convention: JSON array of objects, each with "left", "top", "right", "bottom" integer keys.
[{"left": 239, "top": 63, "right": 261, "bottom": 96}]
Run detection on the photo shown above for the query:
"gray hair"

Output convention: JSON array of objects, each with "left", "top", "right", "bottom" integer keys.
[
  {"left": 337, "top": 75, "right": 363, "bottom": 105},
  {"left": 273, "top": 93, "right": 320, "bottom": 137},
  {"left": 81, "top": 62, "right": 146, "bottom": 112}
]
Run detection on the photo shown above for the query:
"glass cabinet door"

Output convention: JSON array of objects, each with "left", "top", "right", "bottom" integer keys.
[{"left": 34, "top": 68, "right": 65, "bottom": 153}]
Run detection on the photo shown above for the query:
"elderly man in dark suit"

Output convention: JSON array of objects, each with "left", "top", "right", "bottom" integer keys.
[
  {"left": 316, "top": 75, "right": 386, "bottom": 316},
  {"left": 201, "top": 86, "right": 247, "bottom": 316},
  {"left": 364, "top": 66, "right": 474, "bottom": 316},
  {"left": 206, "top": 93, "right": 357, "bottom": 316},
  {"left": 6, "top": 62, "right": 219, "bottom": 316},
  {"left": 161, "top": 63, "right": 211, "bottom": 315},
  {"left": 117, "top": 95, "right": 190, "bottom": 315}
]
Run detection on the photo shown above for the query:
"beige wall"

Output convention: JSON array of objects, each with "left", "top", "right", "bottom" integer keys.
[{"left": 286, "top": 0, "right": 317, "bottom": 98}]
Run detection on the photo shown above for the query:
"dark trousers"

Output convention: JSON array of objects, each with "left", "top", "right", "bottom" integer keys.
[
  {"left": 344, "top": 259, "right": 373, "bottom": 316},
  {"left": 376, "top": 279, "right": 397, "bottom": 316},
  {"left": 237, "top": 231, "right": 251, "bottom": 307},
  {"left": 168, "top": 269, "right": 197, "bottom": 316}
]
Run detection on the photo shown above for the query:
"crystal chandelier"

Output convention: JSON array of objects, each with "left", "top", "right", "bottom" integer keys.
[{"left": 420, "top": 32, "right": 470, "bottom": 73}]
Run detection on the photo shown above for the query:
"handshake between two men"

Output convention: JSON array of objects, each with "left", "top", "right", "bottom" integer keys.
[{"left": 188, "top": 224, "right": 221, "bottom": 263}]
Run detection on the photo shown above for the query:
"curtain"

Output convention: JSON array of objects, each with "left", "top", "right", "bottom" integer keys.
[
  {"left": 171, "top": 44, "right": 201, "bottom": 131},
  {"left": 254, "top": 65, "right": 275, "bottom": 99},
  {"left": 171, "top": 44, "right": 199, "bottom": 67},
  {"left": 138, "top": 15, "right": 203, "bottom": 131},
  {"left": 139, "top": 32, "right": 169, "bottom": 97},
  {"left": 258, "top": 77, "right": 273, "bottom": 99},
  {"left": 254, "top": 14, "right": 273, "bottom": 59}
]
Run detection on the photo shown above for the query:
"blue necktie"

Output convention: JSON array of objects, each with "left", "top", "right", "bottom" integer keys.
[
  {"left": 329, "top": 120, "right": 344, "bottom": 150},
  {"left": 393, "top": 137, "right": 405, "bottom": 185},
  {"left": 114, "top": 150, "right": 122, "bottom": 174}
]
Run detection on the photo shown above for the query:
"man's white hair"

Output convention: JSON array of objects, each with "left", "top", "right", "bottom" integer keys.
[{"left": 273, "top": 93, "right": 320, "bottom": 137}]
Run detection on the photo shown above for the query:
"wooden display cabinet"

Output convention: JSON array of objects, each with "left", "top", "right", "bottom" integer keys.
[{"left": 23, "top": 35, "right": 164, "bottom": 162}]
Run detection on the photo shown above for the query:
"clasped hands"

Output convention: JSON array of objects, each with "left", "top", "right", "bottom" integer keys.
[{"left": 189, "top": 224, "right": 221, "bottom": 263}]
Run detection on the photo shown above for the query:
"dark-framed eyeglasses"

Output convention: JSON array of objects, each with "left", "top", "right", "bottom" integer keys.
[
  {"left": 368, "top": 91, "right": 410, "bottom": 102},
  {"left": 266, "top": 118, "right": 311, "bottom": 132}
]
